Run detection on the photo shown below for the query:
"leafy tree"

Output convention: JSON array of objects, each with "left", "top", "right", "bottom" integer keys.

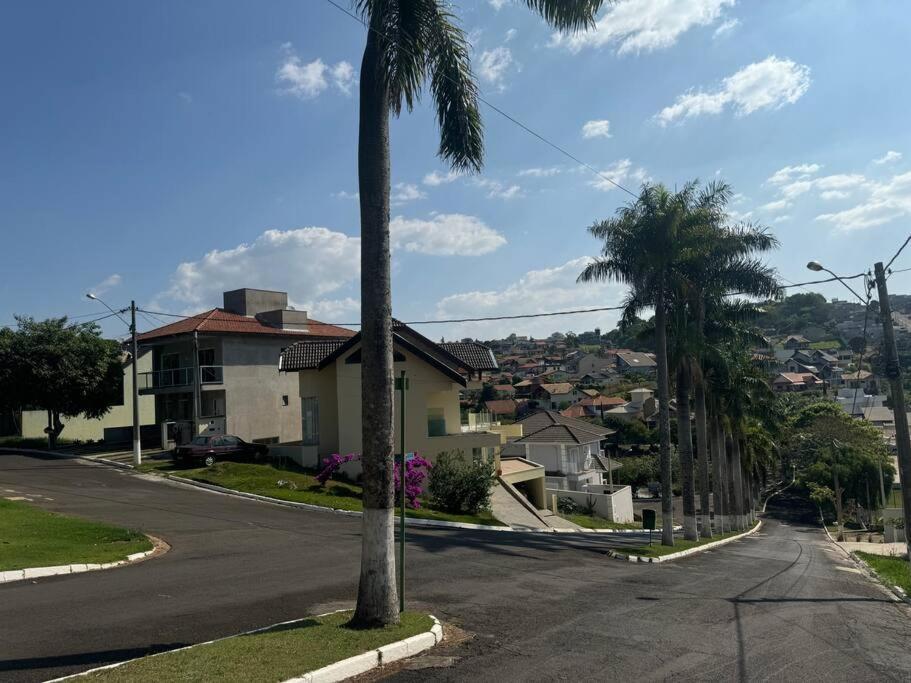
[
  {"left": 351, "top": 0, "right": 605, "bottom": 627},
  {"left": 0, "top": 317, "right": 123, "bottom": 448}
]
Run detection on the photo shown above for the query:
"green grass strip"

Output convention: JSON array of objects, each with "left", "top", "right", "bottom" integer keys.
[
  {"left": 622, "top": 523, "right": 758, "bottom": 558},
  {"left": 143, "top": 461, "right": 505, "bottom": 527},
  {"left": 855, "top": 551, "right": 911, "bottom": 595},
  {"left": 82, "top": 611, "right": 433, "bottom": 682},
  {"left": 0, "top": 498, "right": 151, "bottom": 571}
]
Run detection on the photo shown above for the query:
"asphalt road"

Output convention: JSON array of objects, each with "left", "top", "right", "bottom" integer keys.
[{"left": 1, "top": 452, "right": 910, "bottom": 682}]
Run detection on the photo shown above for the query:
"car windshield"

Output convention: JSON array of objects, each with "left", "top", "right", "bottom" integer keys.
[{"left": 190, "top": 436, "right": 210, "bottom": 446}]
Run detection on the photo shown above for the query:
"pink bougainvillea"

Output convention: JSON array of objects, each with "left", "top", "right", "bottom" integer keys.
[{"left": 315, "top": 452, "right": 431, "bottom": 509}]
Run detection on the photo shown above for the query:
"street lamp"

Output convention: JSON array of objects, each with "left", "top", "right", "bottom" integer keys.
[
  {"left": 805, "top": 261, "right": 868, "bottom": 305},
  {"left": 86, "top": 294, "right": 141, "bottom": 466}
]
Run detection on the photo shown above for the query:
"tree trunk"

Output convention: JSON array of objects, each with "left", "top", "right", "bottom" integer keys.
[
  {"left": 718, "top": 419, "right": 730, "bottom": 532},
  {"left": 46, "top": 409, "right": 63, "bottom": 450},
  {"left": 352, "top": 19, "right": 399, "bottom": 629},
  {"left": 694, "top": 380, "right": 711, "bottom": 538},
  {"left": 710, "top": 412, "right": 725, "bottom": 535},
  {"left": 725, "top": 430, "right": 738, "bottom": 529},
  {"left": 676, "top": 364, "right": 698, "bottom": 541},
  {"left": 730, "top": 433, "right": 745, "bottom": 529},
  {"left": 654, "top": 285, "right": 674, "bottom": 546}
]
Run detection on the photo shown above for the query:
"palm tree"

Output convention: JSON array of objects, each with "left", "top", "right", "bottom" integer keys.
[
  {"left": 579, "top": 182, "right": 707, "bottom": 546},
  {"left": 352, "top": 0, "right": 605, "bottom": 628}
]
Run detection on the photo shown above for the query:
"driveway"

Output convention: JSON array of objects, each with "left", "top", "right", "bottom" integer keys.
[{"left": 2, "top": 452, "right": 910, "bottom": 682}]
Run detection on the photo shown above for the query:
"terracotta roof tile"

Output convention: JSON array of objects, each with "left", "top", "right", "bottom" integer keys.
[{"left": 137, "top": 308, "right": 354, "bottom": 342}]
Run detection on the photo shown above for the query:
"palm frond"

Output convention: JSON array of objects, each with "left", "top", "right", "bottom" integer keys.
[{"left": 523, "top": 0, "right": 606, "bottom": 31}]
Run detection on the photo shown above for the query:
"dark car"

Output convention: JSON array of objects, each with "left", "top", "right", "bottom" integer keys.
[{"left": 173, "top": 434, "right": 268, "bottom": 467}]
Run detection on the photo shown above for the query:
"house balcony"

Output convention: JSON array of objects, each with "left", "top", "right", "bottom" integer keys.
[{"left": 137, "top": 366, "right": 224, "bottom": 394}]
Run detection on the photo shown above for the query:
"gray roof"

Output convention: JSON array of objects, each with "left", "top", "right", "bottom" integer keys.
[
  {"left": 513, "top": 424, "right": 606, "bottom": 446},
  {"left": 616, "top": 351, "right": 657, "bottom": 368},
  {"left": 516, "top": 410, "right": 614, "bottom": 438},
  {"left": 439, "top": 342, "right": 499, "bottom": 372},
  {"left": 278, "top": 339, "right": 347, "bottom": 370}
]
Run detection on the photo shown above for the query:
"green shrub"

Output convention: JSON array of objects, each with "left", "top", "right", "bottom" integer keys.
[
  {"left": 557, "top": 497, "right": 579, "bottom": 514},
  {"left": 428, "top": 450, "right": 495, "bottom": 515}
]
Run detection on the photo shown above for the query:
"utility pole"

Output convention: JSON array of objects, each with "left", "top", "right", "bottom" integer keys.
[
  {"left": 872, "top": 261, "right": 911, "bottom": 562},
  {"left": 130, "top": 301, "right": 141, "bottom": 466},
  {"left": 396, "top": 369, "right": 408, "bottom": 614}
]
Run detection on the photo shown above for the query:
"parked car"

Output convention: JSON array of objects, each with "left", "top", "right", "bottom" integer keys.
[{"left": 173, "top": 434, "right": 268, "bottom": 467}]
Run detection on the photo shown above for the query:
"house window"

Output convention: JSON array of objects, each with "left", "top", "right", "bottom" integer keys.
[
  {"left": 200, "top": 394, "right": 224, "bottom": 418},
  {"left": 302, "top": 397, "right": 320, "bottom": 446},
  {"left": 427, "top": 408, "right": 446, "bottom": 437},
  {"left": 282, "top": 395, "right": 289, "bottom": 406},
  {"left": 198, "top": 348, "right": 215, "bottom": 366}
]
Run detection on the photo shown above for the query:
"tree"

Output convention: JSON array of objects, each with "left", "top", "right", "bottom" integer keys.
[
  {"left": 578, "top": 183, "right": 703, "bottom": 546},
  {"left": 351, "top": 0, "right": 605, "bottom": 628},
  {"left": 0, "top": 317, "right": 123, "bottom": 448}
]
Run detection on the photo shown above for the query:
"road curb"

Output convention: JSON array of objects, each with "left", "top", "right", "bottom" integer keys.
[
  {"left": 605, "top": 520, "right": 763, "bottom": 564},
  {"left": 0, "top": 535, "right": 169, "bottom": 585},
  {"left": 46, "top": 611, "right": 442, "bottom": 682},
  {"left": 817, "top": 505, "right": 911, "bottom": 605}
]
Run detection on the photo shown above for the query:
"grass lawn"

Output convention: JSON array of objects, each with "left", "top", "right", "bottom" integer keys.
[
  {"left": 809, "top": 339, "right": 843, "bottom": 350},
  {"left": 855, "top": 551, "right": 911, "bottom": 594},
  {"left": 563, "top": 514, "right": 643, "bottom": 530},
  {"left": 620, "top": 523, "right": 758, "bottom": 558},
  {"left": 0, "top": 436, "right": 71, "bottom": 450},
  {"left": 82, "top": 611, "right": 433, "bottom": 682},
  {"left": 0, "top": 498, "right": 152, "bottom": 571},
  {"left": 146, "top": 461, "right": 505, "bottom": 527}
]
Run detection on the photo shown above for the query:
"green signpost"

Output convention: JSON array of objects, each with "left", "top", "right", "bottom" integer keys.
[{"left": 642, "top": 508, "right": 656, "bottom": 546}]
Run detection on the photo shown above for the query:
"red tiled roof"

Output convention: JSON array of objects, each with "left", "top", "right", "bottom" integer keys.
[
  {"left": 485, "top": 399, "right": 519, "bottom": 416},
  {"left": 137, "top": 308, "right": 354, "bottom": 342},
  {"left": 579, "top": 395, "right": 626, "bottom": 407}
]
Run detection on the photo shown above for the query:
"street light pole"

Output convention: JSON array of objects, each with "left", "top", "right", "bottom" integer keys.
[
  {"left": 130, "top": 301, "right": 141, "bottom": 466},
  {"left": 86, "top": 293, "right": 140, "bottom": 464},
  {"left": 872, "top": 262, "right": 911, "bottom": 563}
]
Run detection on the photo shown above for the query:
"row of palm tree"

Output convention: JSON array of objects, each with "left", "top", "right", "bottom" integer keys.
[{"left": 579, "top": 181, "right": 783, "bottom": 546}]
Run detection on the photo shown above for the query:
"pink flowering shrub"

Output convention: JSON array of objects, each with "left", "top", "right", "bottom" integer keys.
[{"left": 315, "top": 452, "right": 431, "bottom": 509}]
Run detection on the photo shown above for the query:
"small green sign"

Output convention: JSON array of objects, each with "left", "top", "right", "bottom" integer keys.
[{"left": 642, "top": 508, "right": 657, "bottom": 531}]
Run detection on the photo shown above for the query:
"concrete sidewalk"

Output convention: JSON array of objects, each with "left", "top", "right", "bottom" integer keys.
[{"left": 839, "top": 541, "right": 907, "bottom": 557}]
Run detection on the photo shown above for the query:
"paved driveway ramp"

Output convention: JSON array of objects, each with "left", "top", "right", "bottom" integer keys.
[{"left": 491, "top": 480, "right": 580, "bottom": 530}]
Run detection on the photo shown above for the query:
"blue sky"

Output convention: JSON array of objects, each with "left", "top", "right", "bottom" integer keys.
[{"left": 2, "top": 0, "right": 910, "bottom": 340}]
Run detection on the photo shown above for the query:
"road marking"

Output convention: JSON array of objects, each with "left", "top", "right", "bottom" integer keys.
[{"left": 5, "top": 496, "right": 32, "bottom": 501}]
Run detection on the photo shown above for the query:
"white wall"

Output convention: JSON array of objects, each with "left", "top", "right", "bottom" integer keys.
[{"left": 547, "top": 485, "right": 634, "bottom": 523}]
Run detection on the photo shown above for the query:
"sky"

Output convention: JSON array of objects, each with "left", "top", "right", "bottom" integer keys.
[{"left": 2, "top": 0, "right": 910, "bottom": 342}]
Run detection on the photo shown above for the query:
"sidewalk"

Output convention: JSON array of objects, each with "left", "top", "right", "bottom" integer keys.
[
  {"left": 84, "top": 449, "right": 171, "bottom": 466},
  {"left": 839, "top": 541, "right": 907, "bottom": 557}
]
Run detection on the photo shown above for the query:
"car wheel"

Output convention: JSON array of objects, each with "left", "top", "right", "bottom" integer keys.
[{"left": 204, "top": 455, "right": 216, "bottom": 467}]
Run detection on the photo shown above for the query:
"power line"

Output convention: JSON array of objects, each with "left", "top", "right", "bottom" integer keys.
[
  {"left": 885, "top": 233, "right": 911, "bottom": 272},
  {"left": 320, "top": 0, "right": 638, "bottom": 198}
]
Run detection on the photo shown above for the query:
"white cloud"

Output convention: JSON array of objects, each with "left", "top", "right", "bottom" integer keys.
[
  {"left": 473, "top": 178, "right": 524, "bottom": 199},
  {"left": 152, "top": 227, "right": 361, "bottom": 315},
  {"left": 390, "top": 214, "right": 506, "bottom": 255},
  {"left": 656, "top": 56, "right": 810, "bottom": 126},
  {"left": 518, "top": 166, "right": 562, "bottom": 177},
  {"left": 330, "top": 61, "right": 356, "bottom": 95},
  {"left": 332, "top": 190, "right": 359, "bottom": 200},
  {"left": 89, "top": 273, "right": 122, "bottom": 297},
  {"left": 504, "top": 28, "right": 517, "bottom": 42},
  {"left": 820, "top": 190, "right": 849, "bottom": 200},
  {"left": 422, "top": 170, "right": 462, "bottom": 186},
  {"left": 433, "top": 257, "right": 625, "bottom": 339},
  {"left": 551, "top": 0, "right": 735, "bottom": 55},
  {"left": 757, "top": 199, "right": 790, "bottom": 213},
  {"left": 276, "top": 45, "right": 355, "bottom": 99},
  {"left": 588, "top": 159, "right": 649, "bottom": 192},
  {"left": 489, "top": 0, "right": 509, "bottom": 9},
  {"left": 582, "top": 119, "right": 612, "bottom": 139},
  {"left": 477, "top": 47, "right": 515, "bottom": 90},
  {"left": 713, "top": 17, "right": 740, "bottom": 38},
  {"left": 766, "top": 163, "right": 822, "bottom": 186},
  {"left": 874, "top": 150, "right": 903, "bottom": 165},
  {"left": 816, "top": 171, "right": 911, "bottom": 231},
  {"left": 177, "top": 92, "right": 193, "bottom": 104},
  {"left": 771, "top": 215, "right": 791, "bottom": 224},
  {"left": 391, "top": 183, "right": 427, "bottom": 205}
]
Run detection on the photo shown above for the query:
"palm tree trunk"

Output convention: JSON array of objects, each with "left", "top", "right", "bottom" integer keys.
[
  {"left": 676, "top": 364, "right": 698, "bottom": 541},
  {"left": 725, "top": 430, "right": 738, "bottom": 529},
  {"left": 352, "top": 19, "right": 399, "bottom": 629},
  {"left": 694, "top": 379, "right": 711, "bottom": 538},
  {"left": 654, "top": 285, "right": 674, "bottom": 546},
  {"left": 730, "top": 432, "right": 746, "bottom": 530},
  {"left": 710, "top": 412, "right": 725, "bottom": 535},
  {"left": 717, "top": 418, "right": 730, "bottom": 532}
]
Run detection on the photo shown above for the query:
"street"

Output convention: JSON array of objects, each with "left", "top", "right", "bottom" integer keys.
[{"left": 1, "top": 452, "right": 910, "bottom": 682}]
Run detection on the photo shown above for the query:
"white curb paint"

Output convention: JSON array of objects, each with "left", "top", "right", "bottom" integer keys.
[
  {"left": 606, "top": 520, "right": 764, "bottom": 564},
  {"left": 0, "top": 537, "right": 165, "bottom": 585},
  {"left": 283, "top": 616, "right": 442, "bottom": 683},
  {"left": 47, "top": 612, "right": 442, "bottom": 683}
]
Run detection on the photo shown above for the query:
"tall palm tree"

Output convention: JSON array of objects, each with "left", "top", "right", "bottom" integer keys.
[
  {"left": 352, "top": 0, "right": 605, "bottom": 628},
  {"left": 579, "top": 182, "right": 706, "bottom": 546}
]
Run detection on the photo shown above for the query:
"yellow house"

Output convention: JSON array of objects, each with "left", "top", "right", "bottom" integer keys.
[
  {"left": 278, "top": 323, "right": 502, "bottom": 471},
  {"left": 20, "top": 350, "right": 156, "bottom": 443}
]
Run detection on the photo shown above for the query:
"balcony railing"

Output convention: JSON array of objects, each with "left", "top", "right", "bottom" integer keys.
[{"left": 137, "top": 366, "right": 223, "bottom": 391}]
